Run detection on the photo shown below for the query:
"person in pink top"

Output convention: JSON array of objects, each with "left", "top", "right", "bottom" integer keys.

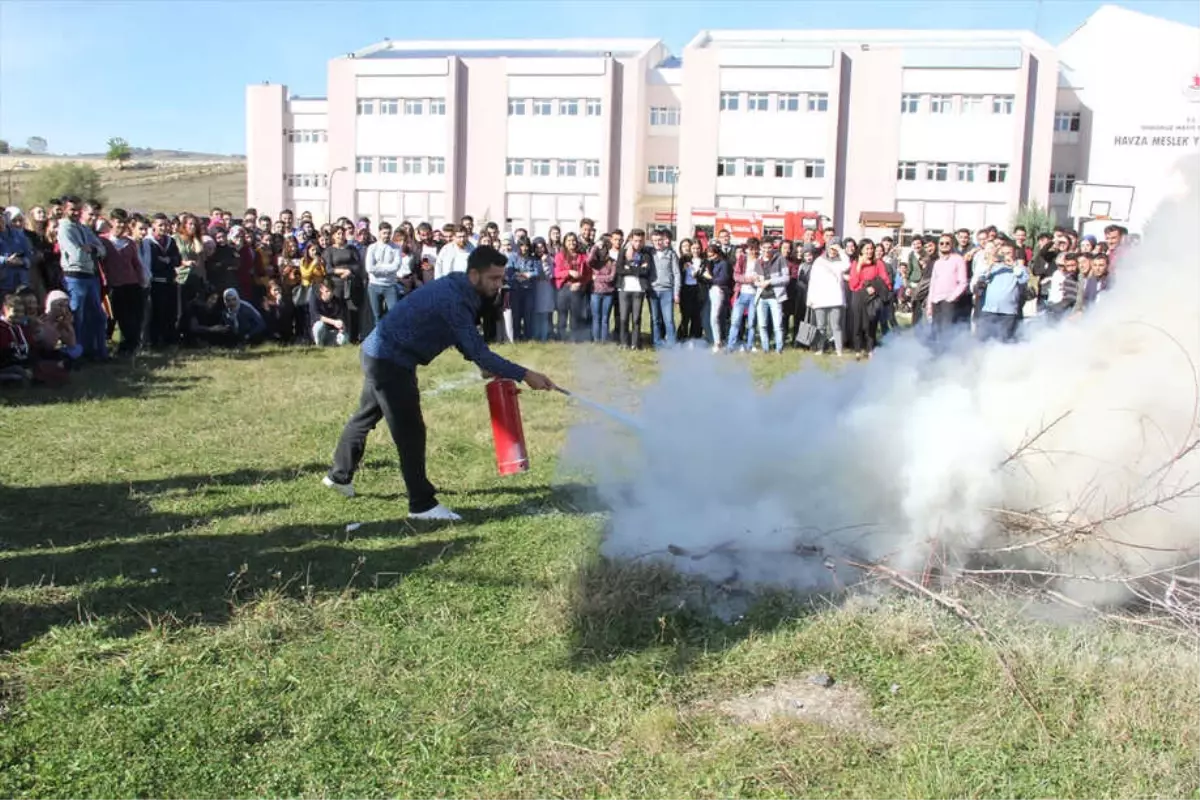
[
  {"left": 925, "top": 233, "right": 969, "bottom": 341},
  {"left": 552, "top": 232, "right": 592, "bottom": 343}
]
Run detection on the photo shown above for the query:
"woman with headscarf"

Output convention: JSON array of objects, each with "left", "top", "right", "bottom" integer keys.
[{"left": 0, "top": 208, "right": 33, "bottom": 298}]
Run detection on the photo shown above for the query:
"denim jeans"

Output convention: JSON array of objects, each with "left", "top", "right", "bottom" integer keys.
[
  {"left": 509, "top": 284, "right": 535, "bottom": 341},
  {"left": 591, "top": 293, "right": 614, "bottom": 343},
  {"left": 532, "top": 313, "right": 551, "bottom": 342},
  {"left": 367, "top": 283, "right": 400, "bottom": 326},
  {"left": 812, "top": 306, "right": 843, "bottom": 356},
  {"left": 726, "top": 289, "right": 757, "bottom": 351},
  {"left": 709, "top": 286, "right": 728, "bottom": 346},
  {"left": 757, "top": 297, "right": 784, "bottom": 353},
  {"left": 648, "top": 289, "right": 677, "bottom": 348},
  {"left": 64, "top": 275, "right": 108, "bottom": 359},
  {"left": 313, "top": 320, "right": 348, "bottom": 347}
]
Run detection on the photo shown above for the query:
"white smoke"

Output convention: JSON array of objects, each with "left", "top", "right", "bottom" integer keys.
[{"left": 561, "top": 155, "right": 1200, "bottom": 604}]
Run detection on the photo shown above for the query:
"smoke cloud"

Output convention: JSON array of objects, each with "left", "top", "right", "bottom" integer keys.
[{"left": 561, "top": 156, "right": 1200, "bottom": 606}]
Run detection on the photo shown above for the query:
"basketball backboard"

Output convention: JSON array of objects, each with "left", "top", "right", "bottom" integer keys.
[{"left": 1069, "top": 182, "right": 1135, "bottom": 221}]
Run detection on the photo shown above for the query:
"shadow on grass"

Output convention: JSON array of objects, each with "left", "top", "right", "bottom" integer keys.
[{"left": 563, "top": 556, "right": 818, "bottom": 675}]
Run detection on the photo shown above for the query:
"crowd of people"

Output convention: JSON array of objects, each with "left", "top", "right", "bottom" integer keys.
[{"left": 0, "top": 196, "right": 1131, "bottom": 386}]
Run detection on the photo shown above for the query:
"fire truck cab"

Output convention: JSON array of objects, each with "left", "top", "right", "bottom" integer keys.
[{"left": 691, "top": 209, "right": 827, "bottom": 250}]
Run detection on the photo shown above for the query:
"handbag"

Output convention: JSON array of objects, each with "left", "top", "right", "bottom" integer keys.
[{"left": 794, "top": 307, "right": 824, "bottom": 350}]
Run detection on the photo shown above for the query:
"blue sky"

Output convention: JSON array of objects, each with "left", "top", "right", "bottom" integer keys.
[{"left": 1, "top": 0, "right": 1196, "bottom": 156}]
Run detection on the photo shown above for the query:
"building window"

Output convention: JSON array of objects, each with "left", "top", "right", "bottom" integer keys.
[
  {"left": 285, "top": 174, "right": 294, "bottom": 187},
  {"left": 586, "top": 98, "right": 602, "bottom": 116},
  {"left": 355, "top": 157, "right": 373, "bottom": 174},
  {"left": 898, "top": 228, "right": 915, "bottom": 247},
  {"left": 649, "top": 106, "right": 680, "bottom": 126},
  {"left": 961, "top": 95, "right": 984, "bottom": 114},
  {"left": 900, "top": 94, "right": 920, "bottom": 114},
  {"left": 897, "top": 161, "right": 917, "bottom": 181},
  {"left": 956, "top": 163, "right": 975, "bottom": 182},
  {"left": 558, "top": 160, "right": 578, "bottom": 177},
  {"left": 379, "top": 157, "right": 398, "bottom": 174},
  {"left": 403, "top": 99, "right": 423, "bottom": 115},
  {"left": 987, "top": 163, "right": 1009, "bottom": 183},
  {"left": 429, "top": 156, "right": 445, "bottom": 175},
  {"left": 775, "top": 160, "right": 794, "bottom": 178},
  {"left": 747, "top": 92, "right": 769, "bottom": 112},
  {"left": 530, "top": 159, "right": 551, "bottom": 177},
  {"left": 1049, "top": 172, "right": 1076, "bottom": 194},
  {"left": 719, "top": 92, "right": 739, "bottom": 112},
  {"left": 744, "top": 158, "right": 765, "bottom": 178},
  {"left": 379, "top": 99, "right": 399, "bottom": 115},
  {"left": 930, "top": 95, "right": 952, "bottom": 114},
  {"left": 559, "top": 99, "right": 580, "bottom": 116},
  {"left": 584, "top": 159, "right": 600, "bottom": 177},
  {"left": 429, "top": 98, "right": 446, "bottom": 115},
  {"left": 807, "top": 93, "right": 829, "bottom": 112},
  {"left": 716, "top": 157, "right": 736, "bottom": 177},
  {"left": 779, "top": 93, "right": 800, "bottom": 111},
  {"left": 356, "top": 99, "right": 374, "bottom": 116},
  {"left": 533, "top": 99, "right": 553, "bottom": 116},
  {"left": 508, "top": 99, "right": 526, "bottom": 116},
  {"left": 926, "top": 162, "right": 949, "bottom": 181},
  {"left": 506, "top": 158, "right": 525, "bottom": 176},
  {"left": 803, "top": 159, "right": 825, "bottom": 179},
  {"left": 647, "top": 165, "right": 677, "bottom": 184},
  {"left": 402, "top": 157, "right": 423, "bottom": 175},
  {"left": 992, "top": 95, "right": 1014, "bottom": 114},
  {"left": 1054, "top": 111, "right": 1081, "bottom": 132}
]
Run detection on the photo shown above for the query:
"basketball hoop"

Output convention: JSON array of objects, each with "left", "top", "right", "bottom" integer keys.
[{"left": 1094, "top": 214, "right": 1111, "bottom": 221}]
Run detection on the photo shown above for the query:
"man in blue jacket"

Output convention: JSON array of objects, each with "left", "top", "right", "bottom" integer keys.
[{"left": 323, "top": 245, "right": 557, "bottom": 521}]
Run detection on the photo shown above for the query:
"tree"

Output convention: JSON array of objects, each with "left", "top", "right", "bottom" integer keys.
[
  {"left": 26, "top": 136, "right": 47, "bottom": 155},
  {"left": 0, "top": 140, "right": 9, "bottom": 155},
  {"left": 23, "top": 163, "right": 105, "bottom": 207},
  {"left": 106, "top": 137, "right": 132, "bottom": 169},
  {"left": 1010, "top": 202, "right": 1056, "bottom": 240}
]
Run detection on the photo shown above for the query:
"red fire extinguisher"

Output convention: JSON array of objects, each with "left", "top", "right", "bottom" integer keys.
[{"left": 486, "top": 378, "right": 530, "bottom": 476}]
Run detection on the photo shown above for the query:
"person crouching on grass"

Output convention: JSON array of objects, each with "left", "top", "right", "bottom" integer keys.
[{"left": 322, "top": 245, "right": 557, "bottom": 522}]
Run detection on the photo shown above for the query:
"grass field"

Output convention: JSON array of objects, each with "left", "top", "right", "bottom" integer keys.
[{"left": 1, "top": 345, "right": 1197, "bottom": 798}]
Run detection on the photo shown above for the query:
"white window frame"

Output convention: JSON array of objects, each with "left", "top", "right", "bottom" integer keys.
[
  {"left": 584, "top": 159, "right": 600, "bottom": 178},
  {"left": 900, "top": 94, "right": 920, "bottom": 114},
  {"left": 956, "top": 163, "right": 975, "bottom": 182},
  {"left": 747, "top": 92, "right": 769, "bottom": 112},
  {"left": 647, "top": 165, "right": 677, "bottom": 184},
  {"left": 506, "top": 158, "right": 525, "bottom": 177},
  {"left": 778, "top": 93, "right": 800, "bottom": 112},
  {"left": 961, "top": 95, "right": 984, "bottom": 114},
  {"left": 719, "top": 92, "right": 739, "bottom": 112},
  {"left": 744, "top": 158, "right": 765, "bottom": 178},
  {"left": 586, "top": 98, "right": 602, "bottom": 116},
  {"left": 557, "top": 159, "right": 578, "bottom": 177},
  {"left": 532, "top": 99, "right": 553, "bottom": 116},
  {"left": 379, "top": 157, "right": 398, "bottom": 174},
  {"left": 401, "top": 157, "right": 423, "bottom": 175},
  {"left": 774, "top": 160, "right": 794, "bottom": 179},
  {"left": 992, "top": 95, "right": 1014, "bottom": 114},
  {"left": 356, "top": 99, "right": 374, "bottom": 116},
  {"left": 897, "top": 161, "right": 917, "bottom": 181},
  {"left": 1054, "top": 111, "right": 1081, "bottom": 132},
  {"left": 926, "top": 162, "right": 949, "bottom": 182},
  {"left": 649, "top": 106, "right": 680, "bottom": 126},
  {"left": 508, "top": 99, "right": 526, "bottom": 116},
  {"left": 559, "top": 99, "right": 579, "bottom": 116},
  {"left": 429, "top": 98, "right": 446, "bottom": 116},
  {"left": 355, "top": 157, "right": 373, "bottom": 174},
  {"left": 987, "top": 163, "right": 1009, "bottom": 183},
  {"left": 930, "top": 95, "right": 952, "bottom": 114},
  {"left": 380, "top": 99, "right": 400, "bottom": 116},
  {"left": 1049, "top": 172, "right": 1076, "bottom": 194},
  {"left": 429, "top": 156, "right": 445, "bottom": 175},
  {"left": 807, "top": 93, "right": 829, "bottom": 112},
  {"left": 716, "top": 157, "right": 736, "bottom": 177},
  {"left": 530, "top": 159, "right": 551, "bottom": 177},
  {"left": 403, "top": 99, "right": 423, "bottom": 116},
  {"left": 804, "top": 159, "right": 825, "bottom": 179}
]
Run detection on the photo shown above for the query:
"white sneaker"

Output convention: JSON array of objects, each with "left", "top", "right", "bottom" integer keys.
[
  {"left": 409, "top": 504, "right": 462, "bottom": 522},
  {"left": 321, "top": 475, "right": 356, "bottom": 498}
]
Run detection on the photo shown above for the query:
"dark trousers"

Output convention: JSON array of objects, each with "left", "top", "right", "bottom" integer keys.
[
  {"left": 618, "top": 290, "right": 644, "bottom": 348},
  {"left": 850, "top": 291, "right": 880, "bottom": 353},
  {"left": 555, "top": 286, "right": 587, "bottom": 342},
  {"left": 329, "top": 355, "right": 437, "bottom": 514},
  {"left": 149, "top": 281, "right": 178, "bottom": 347},
  {"left": 109, "top": 284, "right": 144, "bottom": 354},
  {"left": 679, "top": 284, "right": 703, "bottom": 339},
  {"left": 480, "top": 296, "right": 499, "bottom": 343},
  {"left": 930, "top": 300, "right": 959, "bottom": 346},
  {"left": 977, "top": 310, "right": 1020, "bottom": 343}
]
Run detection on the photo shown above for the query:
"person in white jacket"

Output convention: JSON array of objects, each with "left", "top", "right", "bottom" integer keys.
[
  {"left": 365, "top": 223, "right": 411, "bottom": 324},
  {"left": 433, "top": 226, "right": 474, "bottom": 280},
  {"left": 807, "top": 237, "right": 851, "bottom": 356}
]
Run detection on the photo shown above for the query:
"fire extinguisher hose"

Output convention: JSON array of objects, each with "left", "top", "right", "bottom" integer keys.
[{"left": 554, "top": 387, "right": 643, "bottom": 432}]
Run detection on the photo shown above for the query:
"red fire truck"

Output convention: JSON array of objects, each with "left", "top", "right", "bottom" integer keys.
[{"left": 687, "top": 209, "right": 828, "bottom": 250}]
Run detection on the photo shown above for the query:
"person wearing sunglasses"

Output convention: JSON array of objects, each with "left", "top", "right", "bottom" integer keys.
[{"left": 925, "top": 234, "right": 968, "bottom": 345}]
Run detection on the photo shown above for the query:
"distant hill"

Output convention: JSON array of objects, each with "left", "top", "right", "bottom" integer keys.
[{"left": 70, "top": 148, "right": 246, "bottom": 161}]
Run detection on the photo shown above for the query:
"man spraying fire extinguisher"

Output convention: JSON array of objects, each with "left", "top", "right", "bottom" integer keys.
[{"left": 322, "top": 245, "right": 557, "bottom": 521}]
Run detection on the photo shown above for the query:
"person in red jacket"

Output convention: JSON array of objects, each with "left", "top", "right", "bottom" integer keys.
[
  {"left": 552, "top": 231, "right": 592, "bottom": 342},
  {"left": 847, "top": 239, "right": 892, "bottom": 358}
]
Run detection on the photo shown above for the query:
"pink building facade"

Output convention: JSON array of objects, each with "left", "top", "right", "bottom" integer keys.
[{"left": 246, "top": 31, "right": 1060, "bottom": 240}]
